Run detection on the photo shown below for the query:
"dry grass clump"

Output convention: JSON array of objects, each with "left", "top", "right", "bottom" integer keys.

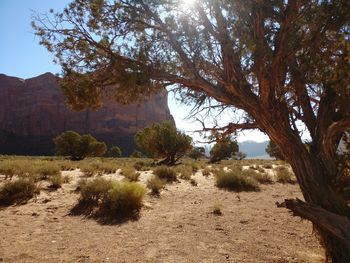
[
  {"left": 263, "top": 164, "right": 273, "bottom": 169},
  {"left": 57, "top": 160, "right": 77, "bottom": 171},
  {"left": 212, "top": 204, "right": 223, "bottom": 215},
  {"left": 121, "top": 167, "right": 141, "bottom": 182},
  {"left": 248, "top": 171, "right": 274, "bottom": 184},
  {"left": 153, "top": 166, "right": 177, "bottom": 182},
  {"left": 202, "top": 167, "right": 211, "bottom": 176},
  {"left": 0, "top": 160, "right": 18, "bottom": 179},
  {"left": 175, "top": 165, "right": 193, "bottom": 180},
  {"left": 0, "top": 178, "right": 40, "bottom": 206},
  {"left": 104, "top": 181, "right": 146, "bottom": 215},
  {"left": 36, "top": 163, "right": 61, "bottom": 180},
  {"left": 215, "top": 168, "right": 260, "bottom": 192},
  {"left": 48, "top": 174, "right": 64, "bottom": 189},
  {"left": 146, "top": 176, "right": 165, "bottom": 194},
  {"left": 79, "top": 161, "right": 118, "bottom": 177},
  {"left": 78, "top": 178, "right": 112, "bottom": 203},
  {"left": 133, "top": 160, "right": 153, "bottom": 171},
  {"left": 77, "top": 178, "right": 146, "bottom": 216},
  {"left": 190, "top": 178, "right": 198, "bottom": 186},
  {"left": 275, "top": 166, "right": 295, "bottom": 184}
]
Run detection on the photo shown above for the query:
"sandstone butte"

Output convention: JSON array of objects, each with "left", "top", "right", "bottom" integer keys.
[{"left": 0, "top": 72, "right": 174, "bottom": 155}]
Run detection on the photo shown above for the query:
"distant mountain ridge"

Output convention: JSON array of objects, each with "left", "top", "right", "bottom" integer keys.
[{"left": 238, "top": 140, "right": 271, "bottom": 159}]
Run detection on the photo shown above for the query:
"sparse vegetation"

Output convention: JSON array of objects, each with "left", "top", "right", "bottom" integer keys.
[
  {"left": 48, "top": 174, "right": 64, "bottom": 189},
  {"left": 153, "top": 166, "right": 177, "bottom": 182},
  {"left": 190, "top": 178, "right": 198, "bottom": 186},
  {"left": 212, "top": 204, "right": 223, "bottom": 215},
  {"left": 275, "top": 167, "right": 295, "bottom": 184},
  {"left": 121, "top": 167, "right": 140, "bottom": 182},
  {"left": 0, "top": 178, "right": 40, "bottom": 206},
  {"left": 202, "top": 167, "right": 211, "bottom": 177},
  {"left": 215, "top": 168, "right": 260, "bottom": 192},
  {"left": 146, "top": 176, "right": 165, "bottom": 194}
]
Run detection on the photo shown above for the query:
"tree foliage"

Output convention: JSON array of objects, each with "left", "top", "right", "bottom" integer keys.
[
  {"left": 210, "top": 137, "right": 239, "bottom": 163},
  {"left": 107, "top": 146, "right": 122, "bottom": 157},
  {"left": 34, "top": 0, "right": 350, "bottom": 259},
  {"left": 266, "top": 141, "right": 285, "bottom": 160},
  {"left": 135, "top": 122, "right": 192, "bottom": 165},
  {"left": 188, "top": 146, "right": 206, "bottom": 160},
  {"left": 54, "top": 131, "right": 107, "bottom": 160}
]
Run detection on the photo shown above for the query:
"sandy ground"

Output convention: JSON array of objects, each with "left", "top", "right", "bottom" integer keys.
[{"left": 0, "top": 169, "right": 324, "bottom": 263}]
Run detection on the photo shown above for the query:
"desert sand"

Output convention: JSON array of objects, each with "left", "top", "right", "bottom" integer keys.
[{"left": 0, "top": 169, "right": 324, "bottom": 263}]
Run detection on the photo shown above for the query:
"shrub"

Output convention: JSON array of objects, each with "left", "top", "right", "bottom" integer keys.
[
  {"left": 0, "top": 178, "right": 40, "bottom": 205},
  {"left": 176, "top": 166, "right": 192, "bottom": 180},
  {"left": 129, "top": 150, "right": 145, "bottom": 158},
  {"left": 146, "top": 176, "right": 165, "bottom": 194},
  {"left": 107, "top": 146, "right": 122, "bottom": 157},
  {"left": 210, "top": 137, "right": 239, "bottom": 163},
  {"left": 215, "top": 168, "right": 260, "bottom": 191},
  {"left": 122, "top": 167, "right": 141, "bottom": 182},
  {"left": 202, "top": 167, "right": 211, "bottom": 176},
  {"left": 48, "top": 174, "right": 64, "bottom": 189},
  {"left": 58, "top": 160, "right": 77, "bottom": 171},
  {"left": 212, "top": 204, "right": 223, "bottom": 215},
  {"left": 133, "top": 160, "right": 152, "bottom": 171},
  {"left": 36, "top": 163, "right": 61, "bottom": 180},
  {"left": 153, "top": 166, "right": 177, "bottom": 182},
  {"left": 188, "top": 147, "right": 205, "bottom": 160},
  {"left": 190, "top": 178, "right": 198, "bottom": 186},
  {"left": 248, "top": 171, "right": 274, "bottom": 184},
  {"left": 0, "top": 161, "right": 17, "bottom": 180},
  {"left": 80, "top": 163, "right": 97, "bottom": 177},
  {"left": 190, "top": 162, "right": 200, "bottom": 172},
  {"left": 78, "top": 178, "right": 112, "bottom": 203},
  {"left": 135, "top": 122, "right": 192, "bottom": 165},
  {"left": 103, "top": 181, "right": 146, "bottom": 215},
  {"left": 263, "top": 164, "right": 273, "bottom": 169},
  {"left": 275, "top": 167, "right": 295, "bottom": 184},
  {"left": 54, "top": 131, "right": 107, "bottom": 160}
]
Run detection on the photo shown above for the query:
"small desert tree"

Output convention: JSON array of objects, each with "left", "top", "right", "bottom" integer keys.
[
  {"left": 210, "top": 137, "right": 239, "bottom": 163},
  {"left": 135, "top": 122, "right": 192, "bottom": 165},
  {"left": 266, "top": 141, "right": 285, "bottom": 160},
  {"left": 188, "top": 146, "right": 206, "bottom": 160},
  {"left": 54, "top": 131, "right": 106, "bottom": 160},
  {"left": 107, "top": 146, "right": 122, "bottom": 158}
]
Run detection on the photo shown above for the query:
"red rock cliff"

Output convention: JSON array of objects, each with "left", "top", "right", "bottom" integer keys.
[{"left": 0, "top": 72, "right": 174, "bottom": 155}]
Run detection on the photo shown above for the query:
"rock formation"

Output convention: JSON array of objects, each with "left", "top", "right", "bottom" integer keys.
[{"left": 0, "top": 72, "right": 174, "bottom": 155}]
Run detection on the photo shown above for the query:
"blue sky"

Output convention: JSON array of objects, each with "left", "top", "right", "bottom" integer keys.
[{"left": 0, "top": 0, "right": 268, "bottom": 143}]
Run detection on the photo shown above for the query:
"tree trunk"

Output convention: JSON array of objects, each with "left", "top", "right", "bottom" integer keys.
[{"left": 273, "top": 134, "right": 350, "bottom": 262}]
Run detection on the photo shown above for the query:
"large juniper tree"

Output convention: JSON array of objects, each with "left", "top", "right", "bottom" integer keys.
[{"left": 33, "top": 0, "right": 350, "bottom": 261}]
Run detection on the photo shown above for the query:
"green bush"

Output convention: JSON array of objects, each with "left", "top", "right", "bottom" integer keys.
[
  {"left": 215, "top": 168, "right": 260, "bottom": 191},
  {"left": 78, "top": 178, "right": 112, "bottom": 203},
  {"left": 103, "top": 181, "right": 146, "bottom": 214},
  {"left": 122, "top": 167, "right": 140, "bottom": 182},
  {"left": 107, "top": 146, "right": 122, "bottom": 157},
  {"left": 54, "top": 131, "right": 107, "bottom": 160},
  {"left": 0, "top": 178, "right": 40, "bottom": 205},
  {"left": 146, "top": 176, "right": 165, "bottom": 194},
  {"left": 153, "top": 166, "right": 177, "bottom": 182},
  {"left": 210, "top": 137, "right": 239, "bottom": 163}
]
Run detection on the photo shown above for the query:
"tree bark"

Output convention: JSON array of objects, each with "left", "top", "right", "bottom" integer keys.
[{"left": 271, "top": 131, "right": 350, "bottom": 262}]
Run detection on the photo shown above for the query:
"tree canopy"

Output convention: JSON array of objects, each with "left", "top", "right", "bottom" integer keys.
[
  {"left": 134, "top": 122, "right": 192, "bottom": 165},
  {"left": 266, "top": 141, "right": 285, "bottom": 160},
  {"left": 34, "top": 1, "right": 350, "bottom": 260},
  {"left": 210, "top": 137, "right": 239, "bottom": 163},
  {"left": 54, "top": 130, "right": 107, "bottom": 160}
]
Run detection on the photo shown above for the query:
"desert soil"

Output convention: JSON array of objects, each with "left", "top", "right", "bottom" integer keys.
[{"left": 0, "top": 169, "right": 324, "bottom": 263}]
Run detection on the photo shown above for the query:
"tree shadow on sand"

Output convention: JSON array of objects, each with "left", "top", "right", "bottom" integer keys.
[{"left": 68, "top": 200, "right": 141, "bottom": 225}]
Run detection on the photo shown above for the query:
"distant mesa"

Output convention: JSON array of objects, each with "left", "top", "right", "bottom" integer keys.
[{"left": 0, "top": 72, "right": 174, "bottom": 156}]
